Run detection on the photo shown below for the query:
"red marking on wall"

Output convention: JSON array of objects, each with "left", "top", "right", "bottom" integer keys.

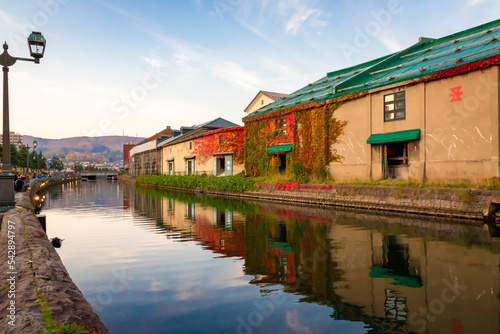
[
  {"left": 451, "top": 318, "right": 464, "bottom": 334},
  {"left": 449, "top": 86, "right": 463, "bottom": 102}
]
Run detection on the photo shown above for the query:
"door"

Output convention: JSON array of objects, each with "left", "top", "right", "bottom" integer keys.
[{"left": 225, "top": 156, "right": 232, "bottom": 176}]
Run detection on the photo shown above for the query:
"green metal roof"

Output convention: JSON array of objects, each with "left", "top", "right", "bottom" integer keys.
[
  {"left": 367, "top": 129, "right": 421, "bottom": 144},
  {"left": 245, "top": 19, "right": 500, "bottom": 119},
  {"left": 266, "top": 143, "right": 293, "bottom": 153}
]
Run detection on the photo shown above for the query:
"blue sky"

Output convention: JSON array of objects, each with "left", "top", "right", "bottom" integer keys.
[{"left": 0, "top": 0, "right": 499, "bottom": 139}]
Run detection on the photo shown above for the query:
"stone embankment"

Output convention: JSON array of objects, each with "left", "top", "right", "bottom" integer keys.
[
  {"left": 134, "top": 179, "right": 500, "bottom": 221},
  {"left": 0, "top": 178, "right": 108, "bottom": 333}
]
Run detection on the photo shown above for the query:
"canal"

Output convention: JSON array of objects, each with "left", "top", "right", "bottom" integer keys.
[{"left": 41, "top": 180, "right": 500, "bottom": 334}]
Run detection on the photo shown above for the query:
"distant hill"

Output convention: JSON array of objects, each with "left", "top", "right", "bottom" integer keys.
[{"left": 22, "top": 135, "right": 145, "bottom": 163}]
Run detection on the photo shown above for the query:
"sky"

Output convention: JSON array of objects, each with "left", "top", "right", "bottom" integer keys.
[{"left": 0, "top": 0, "right": 499, "bottom": 140}]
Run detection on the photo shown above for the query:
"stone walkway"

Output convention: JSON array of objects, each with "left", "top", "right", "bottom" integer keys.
[{"left": 0, "top": 192, "right": 108, "bottom": 333}]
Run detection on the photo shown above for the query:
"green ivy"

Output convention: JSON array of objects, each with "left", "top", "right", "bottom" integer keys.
[{"left": 136, "top": 173, "right": 257, "bottom": 192}]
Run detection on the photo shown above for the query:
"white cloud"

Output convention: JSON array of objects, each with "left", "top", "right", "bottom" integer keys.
[
  {"left": 174, "top": 53, "right": 191, "bottom": 65},
  {"left": 286, "top": 8, "right": 316, "bottom": 34},
  {"left": 279, "top": 0, "right": 328, "bottom": 35},
  {"left": 376, "top": 34, "right": 405, "bottom": 53},
  {"left": 465, "top": 0, "right": 487, "bottom": 7},
  {"left": 210, "top": 61, "right": 263, "bottom": 91},
  {"left": 233, "top": 17, "right": 275, "bottom": 43},
  {"left": 144, "top": 57, "right": 168, "bottom": 68}
]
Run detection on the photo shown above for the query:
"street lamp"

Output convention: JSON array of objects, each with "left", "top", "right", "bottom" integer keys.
[
  {"left": 33, "top": 140, "right": 38, "bottom": 173},
  {"left": 0, "top": 32, "right": 46, "bottom": 212}
]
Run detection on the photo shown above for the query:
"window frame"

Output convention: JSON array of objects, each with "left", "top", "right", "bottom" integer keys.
[
  {"left": 384, "top": 91, "right": 406, "bottom": 122},
  {"left": 275, "top": 117, "right": 287, "bottom": 137}
]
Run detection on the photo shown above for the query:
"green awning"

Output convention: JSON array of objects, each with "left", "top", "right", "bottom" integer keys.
[
  {"left": 367, "top": 129, "right": 421, "bottom": 144},
  {"left": 268, "top": 241, "right": 293, "bottom": 253},
  {"left": 369, "top": 266, "right": 422, "bottom": 288},
  {"left": 266, "top": 143, "right": 293, "bottom": 153}
]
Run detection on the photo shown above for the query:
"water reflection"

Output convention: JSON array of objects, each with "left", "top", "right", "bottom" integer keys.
[{"left": 42, "top": 181, "right": 500, "bottom": 334}]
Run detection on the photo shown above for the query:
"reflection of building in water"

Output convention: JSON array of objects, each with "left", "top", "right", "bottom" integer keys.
[
  {"left": 131, "top": 188, "right": 246, "bottom": 256},
  {"left": 244, "top": 205, "right": 500, "bottom": 334},
  {"left": 329, "top": 223, "right": 499, "bottom": 334},
  {"left": 128, "top": 188, "right": 500, "bottom": 334}
]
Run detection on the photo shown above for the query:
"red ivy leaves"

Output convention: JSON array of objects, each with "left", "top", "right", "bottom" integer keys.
[
  {"left": 420, "top": 54, "right": 500, "bottom": 83},
  {"left": 274, "top": 182, "right": 334, "bottom": 191},
  {"left": 193, "top": 127, "right": 244, "bottom": 164}
]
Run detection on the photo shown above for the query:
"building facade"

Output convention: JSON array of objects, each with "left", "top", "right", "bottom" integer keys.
[
  {"left": 243, "top": 19, "right": 500, "bottom": 183},
  {"left": 129, "top": 126, "right": 175, "bottom": 176},
  {"left": 158, "top": 118, "right": 240, "bottom": 176}
]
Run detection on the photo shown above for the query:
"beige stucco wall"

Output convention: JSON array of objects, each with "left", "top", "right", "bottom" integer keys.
[
  {"left": 161, "top": 140, "right": 244, "bottom": 176},
  {"left": 329, "top": 97, "right": 372, "bottom": 180},
  {"left": 424, "top": 67, "right": 499, "bottom": 182},
  {"left": 161, "top": 140, "right": 196, "bottom": 175},
  {"left": 246, "top": 94, "right": 276, "bottom": 115},
  {"left": 329, "top": 66, "right": 500, "bottom": 182}
]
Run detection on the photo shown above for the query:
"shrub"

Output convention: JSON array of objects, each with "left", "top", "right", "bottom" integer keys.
[
  {"left": 480, "top": 176, "right": 500, "bottom": 190},
  {"left": 136, "top": 173, "right": 257, "bottom": 192},
  {"left": 314, "top": 165, "right": 328, "bottom": 182},
  {"left": 291, "top": 162, "right": 308, "bottom": 184}
]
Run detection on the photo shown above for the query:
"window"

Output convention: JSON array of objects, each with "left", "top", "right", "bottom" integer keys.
[
  {"left": 189, "top": 142, "right": 193, "bottom": 150},
  {"left": 384, "top": 91, "right": 405, "bottom": 122},
  {"left": 219, "top": 135, "right": 224, "bottom": 145},
  {"left": 275, "top": 118, "right": 287, "bottom": 137}
]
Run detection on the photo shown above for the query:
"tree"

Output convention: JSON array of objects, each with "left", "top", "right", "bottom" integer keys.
[
  {"left": 17, "top": 145, "right": 29, "bottom": 169},
  {"left": 73, "top": 163, "right": 83, "bottom": 172},
  {"left": 49, "top": 157, "right": 64, "bottom": 171}
]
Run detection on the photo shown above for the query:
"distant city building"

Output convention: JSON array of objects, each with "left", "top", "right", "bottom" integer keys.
[{"left": 0, "top": 131, "right": 23, "bottom": 149}]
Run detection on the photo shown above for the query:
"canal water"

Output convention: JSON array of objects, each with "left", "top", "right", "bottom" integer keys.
[{"left": 41, "top": 180, "right": 500, "bottom": 334}]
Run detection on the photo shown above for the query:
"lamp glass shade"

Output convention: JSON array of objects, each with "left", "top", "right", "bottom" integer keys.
[
  {"left": 33, "top": 140, "right": 38, "bottom": 148},
  {"left": 27, "top": 31, "right": 46, "bottom": 59}
]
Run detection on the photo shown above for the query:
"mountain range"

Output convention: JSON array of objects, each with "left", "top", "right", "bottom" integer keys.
[{"left": 22, "top": 135, "right": 145, "bottom": 164}]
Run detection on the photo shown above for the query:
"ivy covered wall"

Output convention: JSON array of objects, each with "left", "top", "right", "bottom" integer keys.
[
  {"left": 193, "top": 126, "right": 245, "bottom": 164},
  {"left": 243, "top": 93, "right": 362, "bottom": 177}
]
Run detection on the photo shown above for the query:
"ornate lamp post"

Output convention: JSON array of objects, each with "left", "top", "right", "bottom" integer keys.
[{"left": 0, "top": 32, "right": 46, "bottom": 212}]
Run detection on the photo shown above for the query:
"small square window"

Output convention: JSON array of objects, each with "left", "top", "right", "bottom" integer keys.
[
  {"left": 219, "top": 135, "right": 224, "bottom": 145},
  {"left": 384, "top": 91, "right": 405, "bottom": 122}
]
